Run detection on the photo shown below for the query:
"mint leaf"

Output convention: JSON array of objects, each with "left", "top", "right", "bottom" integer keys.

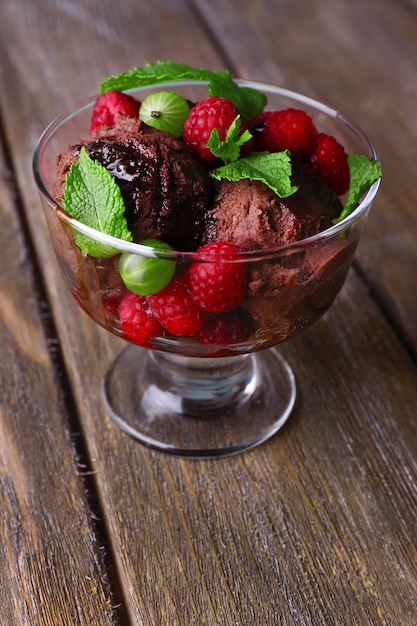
[
  {"left": 210, "top": 150, "right": 298, "bottom": 198},
  {"left": 335, "top": 154, "right": 382, "bottom": 223},
  {"left": 100, "top": 61, "right": 265, "bottom": 120},
  {"left": 236, "top": 86, "right": 267, "bottom": 117},
  {"left": 207, "top": 116, "right": 253, "bottom": 164},
  {"left": 63, "top": 147, "right": 132, "bottom": 257},
  {"left": 100, "top": 61, "right": 217, "bottom": 92}
]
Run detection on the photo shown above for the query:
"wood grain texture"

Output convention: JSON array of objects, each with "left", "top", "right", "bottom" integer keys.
[
  {"left": 76, "top": 273, "right": 417, "bottom": 625},
  {"left": 0, "top": 0, "right": 416, "bottom": 624},
  {"left": 0, "top": 142, "right": 117, "bottom": 622}
]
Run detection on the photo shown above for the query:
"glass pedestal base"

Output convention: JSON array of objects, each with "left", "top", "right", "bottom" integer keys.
[{"left": 104, "top": 345, "right": 296, "bottom": 458}]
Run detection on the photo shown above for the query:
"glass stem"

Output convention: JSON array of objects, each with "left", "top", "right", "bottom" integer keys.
[{"left": 144, "top": 352, "right": 258, "bottom": 418}]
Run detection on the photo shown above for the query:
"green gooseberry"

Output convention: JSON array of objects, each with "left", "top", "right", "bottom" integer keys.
[
  {"left": 119, "top": 239, "right": 176, "bottom": 295},
  {"left": 139, "top": 91, "right": 189, "bottom": 137}
]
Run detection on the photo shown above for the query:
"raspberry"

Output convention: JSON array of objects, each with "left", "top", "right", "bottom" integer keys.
[
  {"left": 197, "top": 311, "right": 252, "bottom": 346},
  {"left": 188, "top": 241, "right": 248, "bottom": 314},
  {"left": 147, "top": 272, "right": 203, "bottom": 336},
  {"left": 310, "top": 132, "right": 350, "bottom": 195},
  {"left": 90, "top": 91, "right": 140, "bottom": 134},
  {"left": 118, "top": 291, "right": 163, "bottom": 347},
  {"left": 183, "top": 96, "right": 252, "bottom": 165},
  {"left": 103, "top": 292, "right": 124, "bottom": 313},
  {"left": 250, "top": 108, "right": 317, "bottom": 160}
]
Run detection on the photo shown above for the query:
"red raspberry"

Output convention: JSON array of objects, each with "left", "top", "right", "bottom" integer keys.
[
  {"left": 251, "top": 108, "right": 317, "bottom": 160},
  {"left": 147, "top": 272, "right": 203, "bottom": 336},
  {"left": 183, "top": 96, "right": 252, "bottom": 165},
  {"left": 310, "top": 132, "right": 350, "bottom": 195},
  {"left": 188, "top": 241, "right": 248, "bottom": 314},
  {"left": 197, "top": 311, "right": 251, "bottom": 346},
  {"left": 103, "top": 292, "right": 124, "bottom": 313},
  {"left": 118, "top": 291, "right": 163, "bottom": 347},
  {"left": 90, "top": 91, "right": 140, "bottom": 134}
]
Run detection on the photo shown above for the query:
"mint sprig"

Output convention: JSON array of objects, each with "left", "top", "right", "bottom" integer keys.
[
  {"left": 100, "top": 61, "right": 265, "bottom": 120},
  {"left": 210, "top": 150, "right": 298, "bottom": 198},
  {"left": 207, "top": 116, "right": 253, "bottom": 164},
  {"left": 63, "top": 147, "right": 132, "bottom": 257},
  {"left": 334, "top": 155, "right": 382, "bottom": 223}
]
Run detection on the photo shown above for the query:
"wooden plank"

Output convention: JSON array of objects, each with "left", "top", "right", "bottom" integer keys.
[
  {"left": 0, "top": 133, "right": 117, "bottom": 622},
  {"left": 11, "top": 277, "right": 415, "bottom": 625},
  {"left": 191, "top": 0, "right": 417, "bottom": 354},
  {"left": 1, "top": 0, "right": 416, "bottom": 624}
]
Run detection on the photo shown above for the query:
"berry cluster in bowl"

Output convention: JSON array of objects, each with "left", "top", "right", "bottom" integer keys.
[
  {"left": 49, "top": 62, "right": 381, "bottom": 355},
  {"left": 116, "top": 240, "right": 250, "bottom": 350},
  {"left": 91, "top": 83, "right": 350, "bottom": 196}
]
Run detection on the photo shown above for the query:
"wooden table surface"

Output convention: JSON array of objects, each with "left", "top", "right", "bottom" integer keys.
[{"left": 1, "top": 0, "right": 416, "bottom": 624}]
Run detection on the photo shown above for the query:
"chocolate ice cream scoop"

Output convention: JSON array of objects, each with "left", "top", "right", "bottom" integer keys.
[
  {"left": 199, "top": 165, "right": 351, "bottom": 345},
  {"left": 53, "top": 117, "right": 211, "bottom": 251},
  {"left": 200, "top": 165, "right": 342, "bottom": 251}
]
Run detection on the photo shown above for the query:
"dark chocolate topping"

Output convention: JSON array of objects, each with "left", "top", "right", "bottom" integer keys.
[{"left": 54, "top": 118, "right": 211, "bottom": 250}]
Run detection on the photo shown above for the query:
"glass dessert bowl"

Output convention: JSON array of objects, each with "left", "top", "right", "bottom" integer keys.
[{"left": 33, "top": 78, "right": 380, "bottom": 458}]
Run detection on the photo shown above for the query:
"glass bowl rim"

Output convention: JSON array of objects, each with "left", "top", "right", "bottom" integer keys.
[{"left": 33, "top": 79, "right": 381, "bottom": 262}]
